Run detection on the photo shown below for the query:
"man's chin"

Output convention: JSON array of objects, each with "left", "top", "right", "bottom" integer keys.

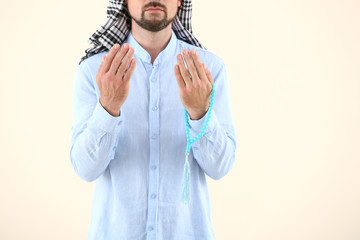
[
  {"left": 138, "top": 19, "right": 170, "bottom": 31},
  {"left": 144, "top": 15, "right": 165, "bottom": 22},
  {"left": 131, "top": 13, "right": 175, "bottom": 32}
]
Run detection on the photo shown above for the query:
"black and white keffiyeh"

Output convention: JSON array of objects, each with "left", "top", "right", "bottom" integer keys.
[{"left": 78, "top": 0, "right": 205, "bottom": 65}]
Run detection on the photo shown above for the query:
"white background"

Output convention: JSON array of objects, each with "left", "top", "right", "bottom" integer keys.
[{"left": 0, "top": 0, "right": 359, "bottom": 239}]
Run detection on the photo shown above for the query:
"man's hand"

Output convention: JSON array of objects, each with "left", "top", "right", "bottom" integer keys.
[
  {"left": 96, "top": 43, "right": 137, "bottom": 117},
  {"left": 174, "top": 49, "right": 214, "bottom": 120}
]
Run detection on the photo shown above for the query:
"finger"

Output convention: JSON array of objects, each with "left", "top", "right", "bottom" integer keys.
[
  {"left": 96, "top": 55, "right": 106, "bottom": 86},
  {"left": 99, "top": 55, "right": 106, "bottom": 71},
  {"left": 176, "top": 54, "right": 192, "bottom": 87},
  {"left": 109, "top": 43, "right": 130, "bottom": 76},
  {"left": 103, "top": 43, "right": 120, "bottom": 73},
  {"left": 97, "top": 55, "right": 106, "bottom": 76},
  {"left": 115, "top": 47, "right": 134, "bottom": 81},
  {"left": 122, "top": 58, "right": 137, "bottom": 83},
  {"left": 182, "top": 49, "right": 200, "bottom": 85},
  {"left": 205, "top": 65, "right": 215, "bottom": 84},
  {"left": 190, "top": 49, "right": 206, "bottom": 81},
  {"left": 174, "top": 64, "right": 186, "bottom": 89}
]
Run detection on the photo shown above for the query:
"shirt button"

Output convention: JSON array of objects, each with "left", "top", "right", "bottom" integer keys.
[
  {"left": 151, "top": 134, "right": 157, "bottom": 139},
  {"left": 148, "top": 226, "right": 153, "bottom": 231},
  {"left": 151, "top": 78, "right": 156, "bottom": 82},
  {"left": 151, "top": 193, "right": 157, "bottom": 199},
  {"left": 151, "top": 165, "right": 157, "bottom": 170},
  {"left": 152, "top": 106, "right": 158, "bottom": 111},
  {"left": 112, "top": 146, "right": 116, "bottom": 151}
]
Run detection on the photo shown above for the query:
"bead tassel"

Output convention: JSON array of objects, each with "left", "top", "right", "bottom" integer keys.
[
  {"left": 180, "top": 83, "right": 215, "bottom": 204},
  {"left": 180, "top": 151, "right": 191, "bottom": 204}
]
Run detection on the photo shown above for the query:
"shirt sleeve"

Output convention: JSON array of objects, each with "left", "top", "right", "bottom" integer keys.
[
  {"left": 187, "top": 58, "right": 237, "bottom": 180},
  {"left": 69, "top": 61, "right": 123, "bottom": 182}
]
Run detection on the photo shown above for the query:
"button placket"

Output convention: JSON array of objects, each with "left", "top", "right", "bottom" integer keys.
[{"left": 146, "top": 64, "right": 160, "bottom": 236}]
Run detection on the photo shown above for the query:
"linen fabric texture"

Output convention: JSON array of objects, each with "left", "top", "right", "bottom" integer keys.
[{"left": 70, "top": 30, "right": 237, "bottom": 239}]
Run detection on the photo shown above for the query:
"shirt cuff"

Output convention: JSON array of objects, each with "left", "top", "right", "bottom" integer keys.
[
  {"left": 87, "top": 99, "right": 123, "bottom": 132},
  {"left": 187, "top": 108, "right": 218, "bottom": 137}
]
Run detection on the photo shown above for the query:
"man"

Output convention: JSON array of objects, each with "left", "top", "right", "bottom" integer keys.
[{"left": 70, "top": 0, "right": 237, "bottom": 239}]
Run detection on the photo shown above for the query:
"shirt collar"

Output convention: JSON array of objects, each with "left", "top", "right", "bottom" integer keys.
[{"left": 124, "top": 29, "right": 178, "bottom": 65}]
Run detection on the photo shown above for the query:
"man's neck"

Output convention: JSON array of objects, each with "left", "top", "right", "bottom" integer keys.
[{"left": 130, "top": 22, "right": 172, "bottom": 64}]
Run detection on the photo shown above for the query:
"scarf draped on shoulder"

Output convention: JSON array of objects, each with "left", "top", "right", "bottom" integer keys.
[{"left": 78, "top": 0, "right": 204, "bottom": 65}]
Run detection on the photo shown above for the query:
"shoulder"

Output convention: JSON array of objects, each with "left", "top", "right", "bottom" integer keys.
[
  {"left": 176, "top": 39, "right": 227, "bottom": 81},
  {"left": 78, "top": 50, "right": 109, "bottom": 78},
  {"left": 176, "top": 39, "right": 225, "bottom": 67}
]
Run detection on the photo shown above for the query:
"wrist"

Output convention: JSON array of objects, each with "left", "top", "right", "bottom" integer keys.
[
  {"left": 188, "top": 104, "right": 210, "bottom": 120},
  {"left": 99, "top": 98, "right": 121, "bottom": 117}
]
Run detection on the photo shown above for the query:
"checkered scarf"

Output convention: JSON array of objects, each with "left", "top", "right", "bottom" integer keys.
[{"left": 78, "top": 0, "right": 205, "bottom": 65}]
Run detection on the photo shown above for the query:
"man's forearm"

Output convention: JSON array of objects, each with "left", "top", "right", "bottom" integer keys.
[
  {"left": 70, "top": 100, "right": 122, "bottom": 182},
  {"left": 189, "top": 110, "right": 237, "bottom": 180}
]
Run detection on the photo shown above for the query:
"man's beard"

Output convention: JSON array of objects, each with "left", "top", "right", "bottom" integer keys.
[{"left": 130, "top": 2, "right": 177, "bottom": 32}]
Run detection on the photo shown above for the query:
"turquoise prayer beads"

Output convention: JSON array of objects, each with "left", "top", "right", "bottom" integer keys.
[{"left": 180, "top": 83, "right": 215, "bottom": 205}]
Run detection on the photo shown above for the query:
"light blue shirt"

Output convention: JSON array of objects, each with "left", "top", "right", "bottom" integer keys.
[{"left": 70, "top": 29, "right": 237, "bottom": 240}]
